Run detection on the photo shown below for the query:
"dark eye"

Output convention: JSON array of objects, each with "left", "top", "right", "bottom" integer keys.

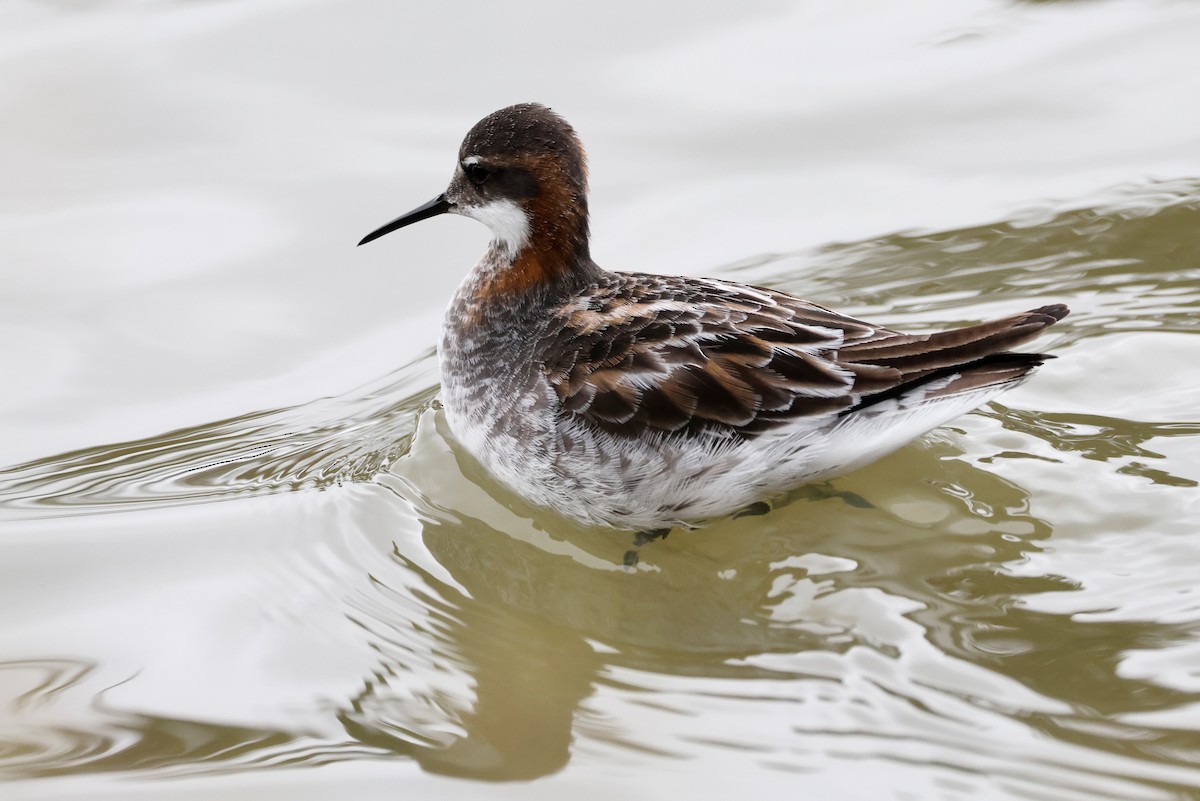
[{"left": 464, "top": 162, "right": 491, "bottom": 186}]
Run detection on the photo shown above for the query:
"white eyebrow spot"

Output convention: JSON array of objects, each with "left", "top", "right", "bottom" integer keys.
[
  {"left": 461, "top": 199, "right": 530, "bottom": 257},
  {"left": 463, "top": 155, "right": 481, "bottom": 166}
]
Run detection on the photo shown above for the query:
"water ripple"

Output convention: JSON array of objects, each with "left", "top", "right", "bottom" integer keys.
[
  {"left": 0, "top": 352, "right": 439, "bottom": 520},
  {"left": 1, "top": 187, "right": 1199, "bottom": 796}
]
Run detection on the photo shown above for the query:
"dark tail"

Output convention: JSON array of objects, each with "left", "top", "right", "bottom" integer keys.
[{"left": 839, "top": 304, "right": 1069, "bottom": 415}]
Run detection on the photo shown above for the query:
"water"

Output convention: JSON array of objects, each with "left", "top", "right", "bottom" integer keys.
[{"left": 2, "top": 2, "right": 1200, "bottom": 799}]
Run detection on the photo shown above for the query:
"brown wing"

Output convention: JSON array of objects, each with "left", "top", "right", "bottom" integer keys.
[{"left": 541, "top": 272, "right": 1067, "bottom": 437}]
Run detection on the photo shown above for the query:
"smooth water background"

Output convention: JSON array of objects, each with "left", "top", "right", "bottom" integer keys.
[{"left": 3, "top": 1, "right": 1200, "bottom": 799}]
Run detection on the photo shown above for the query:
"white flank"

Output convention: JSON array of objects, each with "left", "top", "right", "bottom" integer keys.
[{"left": 461, "top": 199, "right": 530, "bottom": 257}]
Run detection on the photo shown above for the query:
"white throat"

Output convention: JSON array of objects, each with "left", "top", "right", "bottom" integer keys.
[{"left": 461, "top": 199, "right": 530, "bottom": 258}]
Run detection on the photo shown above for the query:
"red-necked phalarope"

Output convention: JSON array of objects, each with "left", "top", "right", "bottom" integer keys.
[{"left": 359, "top": 103, "right": 1068, "bottom": 533}]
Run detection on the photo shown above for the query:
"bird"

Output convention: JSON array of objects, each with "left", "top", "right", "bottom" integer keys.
[{"left": 358, "top": 103, "right": 1068, "bottom": 538}]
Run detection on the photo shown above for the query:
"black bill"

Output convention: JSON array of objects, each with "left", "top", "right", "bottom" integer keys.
[{"left": 358, "top": 194, "right": 452, "bottom": 246}]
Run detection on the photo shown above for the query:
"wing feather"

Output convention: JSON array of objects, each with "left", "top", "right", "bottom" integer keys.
[{"left": 540, "top": 273, "right": 1066, "bottom": 438}]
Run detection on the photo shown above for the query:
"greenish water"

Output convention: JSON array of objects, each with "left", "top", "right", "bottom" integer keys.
[{"left": 3, "top": 2, "right": 1200, "bottom": 799}]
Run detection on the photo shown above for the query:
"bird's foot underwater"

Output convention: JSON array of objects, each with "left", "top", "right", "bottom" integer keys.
[
  {"left": 789, "top": 482, "right": 875, "bottom": 510},
  {"left": 623, "top": 527, "right": 672, "bottom": 568}
]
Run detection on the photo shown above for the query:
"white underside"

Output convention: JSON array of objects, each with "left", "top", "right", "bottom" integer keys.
[{"left": 443, "top": 367, "right": 1031, "bottom": 531}]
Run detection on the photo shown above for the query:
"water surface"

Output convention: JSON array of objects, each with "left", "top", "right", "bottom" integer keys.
[{"left": 3, "top": 2, "right": 1200, "bottom": 799}]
